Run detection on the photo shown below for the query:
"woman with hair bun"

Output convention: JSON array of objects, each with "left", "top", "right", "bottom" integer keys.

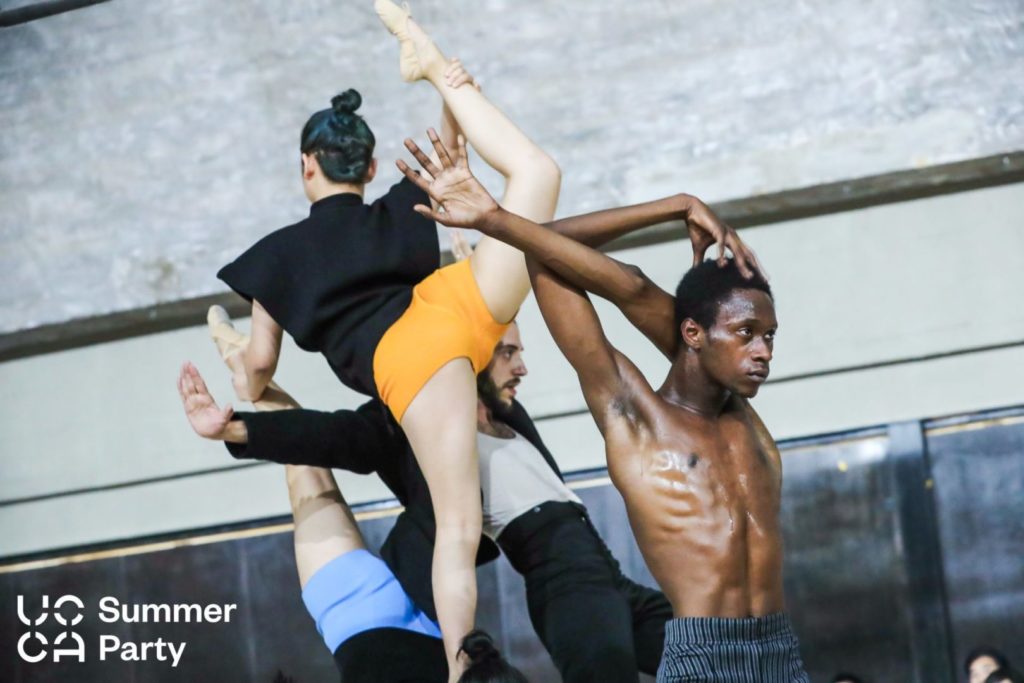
[
  {"left": 214, "top": 2, "right": 560, "bottom": 678},
  {"left": 457, "top": 631, "right": 528, "bottom": 683}
]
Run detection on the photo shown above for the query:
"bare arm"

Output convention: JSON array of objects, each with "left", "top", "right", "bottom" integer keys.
[
  {"left": 546, "top": 194, "right": 685, "bottom": 247},
  {"left": 398, "top": 132, "right": 675, "bottom": 357},
  {"left": 526, "top": 256, "right": 644, "bottom": 432},
  {"left": 544, "top": 195, "right": 766, "bottom": 358},
  {"left": 547, "top": 192, "right": 762, "bottom": 276},
  {"left": 396, "top": 133, "right": 762, "bottom": 360},
  {"left": 474, "top": 205, "right": 696, "bottom": 360}
]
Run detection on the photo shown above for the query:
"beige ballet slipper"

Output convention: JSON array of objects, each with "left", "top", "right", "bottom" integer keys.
[
  {"left": 373, "top": 0, "right": 445, "bottom": 83},
  {"left": 207, "top": 305, "right": 249, "bottom": 363}
]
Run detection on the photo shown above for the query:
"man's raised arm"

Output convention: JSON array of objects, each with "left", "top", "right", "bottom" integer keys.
[
  {"left": 525, "top": 255, "right": 644, "bottom": 433},
  {"left": 395, "top": 131, "right": 761, "bottom": 360}
]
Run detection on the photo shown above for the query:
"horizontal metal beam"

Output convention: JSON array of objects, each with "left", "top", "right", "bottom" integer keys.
[
  {"left": 604, "top": 151, "right": 1024, "bottom": 252},
  {"left": 0, "top": 0, "right": 110, "bottom": 27},
  {"left": 2, "top": 151, "right": 1022, "bottom": 363},
  {"left": 0, "top": 292, "right": 252, "bottom": 363}
]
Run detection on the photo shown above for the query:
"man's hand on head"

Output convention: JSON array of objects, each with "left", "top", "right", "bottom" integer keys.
[
  {"left": 682, "top": 195, "right": 767, "bottom": 280},
  {"left": 177, "top": 362, "right": 247, "bottom": 443}
]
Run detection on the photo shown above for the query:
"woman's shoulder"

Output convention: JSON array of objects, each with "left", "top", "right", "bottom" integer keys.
[{"left": 247, "top": 214, "right": 318, "bottom": 252}]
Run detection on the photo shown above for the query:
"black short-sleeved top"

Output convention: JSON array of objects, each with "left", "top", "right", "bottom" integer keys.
[{"left": 217, "top": 178, "right": 439, "bottom": 397}]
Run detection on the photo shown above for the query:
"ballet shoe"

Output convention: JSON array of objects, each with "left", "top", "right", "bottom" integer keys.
[
  {"left": 207, "top": 305, "right": 249, "bottom": 362},
  {"left": 374, "top": 0, "right": 443, "bottom": 82}
]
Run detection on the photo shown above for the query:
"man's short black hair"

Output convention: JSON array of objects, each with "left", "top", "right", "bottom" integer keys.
[
  {"left": 831, "top": 674, "right": 865, "bottom": 683},
  {"left": 674, "top": 258, "right": 772, "bottom": 343}
]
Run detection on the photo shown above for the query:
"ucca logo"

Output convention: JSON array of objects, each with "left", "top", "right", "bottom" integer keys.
[{"left": 17, "top": 594, "right": 87, "bottom": 663}]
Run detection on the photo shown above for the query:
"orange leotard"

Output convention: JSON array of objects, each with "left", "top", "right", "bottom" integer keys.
[{"left": 373, "top": 258, "right": 508, "bottom": 422}]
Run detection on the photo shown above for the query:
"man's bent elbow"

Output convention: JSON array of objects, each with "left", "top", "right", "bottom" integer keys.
[{"left": 621, "top": 263, "right": 651, "bottom": 300}]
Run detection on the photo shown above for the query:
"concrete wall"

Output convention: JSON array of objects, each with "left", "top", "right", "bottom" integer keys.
[
  {"left": 2, "top": 0, "right": 1023, "bottom": 332},
  {"left": 2, "top": 182, "right": 1023, "bottom": 557}
]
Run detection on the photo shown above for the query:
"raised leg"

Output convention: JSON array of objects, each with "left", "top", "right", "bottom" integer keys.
[
  {"left": 376, "top": 0, "right": 562, "bottom": 323},
  {"left": 287, "top": 465, "right": 366, "bottom": 588},
  {"left": 399, "top": 357, "right": 481, "bottom": 679},
  {"left": 206, "top": 306, "right": 362, "bottom": 587},
  {"left": 207, "top": 305, "right": 295, "bottom": 411}
]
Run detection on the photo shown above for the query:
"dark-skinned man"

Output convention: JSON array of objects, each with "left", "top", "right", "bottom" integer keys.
[{"left": 397, "top": 130, "right": 809, "bottom": 682}]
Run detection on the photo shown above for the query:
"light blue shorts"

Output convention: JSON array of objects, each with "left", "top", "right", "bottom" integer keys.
[{"left": 301, "top": 548, "right": 442, "bottom": 653}]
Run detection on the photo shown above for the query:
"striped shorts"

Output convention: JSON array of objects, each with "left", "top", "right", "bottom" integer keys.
[{"left": 656, "top": 613, "right": 810, "bottom": 682}]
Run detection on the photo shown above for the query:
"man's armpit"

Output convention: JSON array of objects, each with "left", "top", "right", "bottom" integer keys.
[{"left": 607, "top": 389, "right": 644, "bottom": 429}]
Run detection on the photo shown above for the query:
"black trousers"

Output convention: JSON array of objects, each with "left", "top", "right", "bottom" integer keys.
[
  {"left": 333, "top": 628, "right": 447, "bottom": 682},
  {"left": 501, "top": 502, "right": 674, "bottom": 683}
]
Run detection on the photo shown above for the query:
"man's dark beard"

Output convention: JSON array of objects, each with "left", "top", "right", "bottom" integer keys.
[{"left": 477, "top": 370, "right": 514, "bottom": 420}]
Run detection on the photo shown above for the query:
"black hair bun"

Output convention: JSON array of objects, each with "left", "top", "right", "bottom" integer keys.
[
  {"left": 331, "top": 89, "right": 362, "bottom": 115},
  {"left": 459, "top": 630, "right": 501, "bottom": 666}
]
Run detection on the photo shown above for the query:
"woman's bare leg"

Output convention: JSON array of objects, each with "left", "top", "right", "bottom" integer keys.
[
  {"left": 377, "top": 5, "right": 560, "bottom": 676},
  {"left": 288, "top": 465, "right": 366, "bottom": 588},
  {"left": 399, "top": 358, "right": 481, "bottom": 679},
  {"left": 206, "top": 307, "right": 362, "bottom": 587},
  {"left": 377, "top": 0, "right": 562, "bottom": 323}
]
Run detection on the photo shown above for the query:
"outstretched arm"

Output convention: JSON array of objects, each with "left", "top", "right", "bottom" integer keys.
[
  {"left": 498, "top": 200, "right": 764, "bottom": 359},
  {"left": 178, "top": 363, "right": 412, "bottom": 500},
  {"left": 546, "top": 193, "right": 760, "bottom": 277},
  {"left": 397, "top": 133, "right": 762, "bottom": 359}
]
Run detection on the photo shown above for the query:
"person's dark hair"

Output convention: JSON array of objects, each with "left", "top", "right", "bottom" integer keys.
[
  {"left": 831, "top": 674, "right": 864, "bottom": 683},
  {"left": 456, "top": 630, "right": 528, "bottom": 683},
  {"left": 985, "top": 669, "right": 1021, "bottom": 683},
  {"left": 270, "top": 670, "right": 296, "bottom": 683},
  {"left": 300, "top": 89, "right": 375, "bottom": 183},
  {"left": 673, "top": 258, "right": 772, "bottom": 345},
  {"left": 966, "top": 646, "right": 1011, "bottom": 674}
]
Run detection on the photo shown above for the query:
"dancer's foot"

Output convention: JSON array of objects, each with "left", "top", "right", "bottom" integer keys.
[
  {"left": 374, "top": 0, "right": 446, "bottom": 83},
  {"left": 207, "top": 305, "right": 260, "bottom": 401},
  {"left": 207, "top": 305, "right": 248, "bottom": 365}
]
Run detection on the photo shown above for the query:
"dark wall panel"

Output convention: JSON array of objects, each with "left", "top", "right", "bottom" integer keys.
[
  {"left": 927, "top": 417, "right": 1024, "bottom": 671},
  {"left": 3, "top": 410, "right": 1022, "bottom": 682},
  {"left": 780, "top": 435, "right": 915, "bottom": 682}
]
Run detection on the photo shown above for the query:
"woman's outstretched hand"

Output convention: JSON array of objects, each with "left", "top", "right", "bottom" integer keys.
[
  {"left": 178, "top": 361, "right": 234, "bottom": 440},
  {"left": 683, "top": 195, "right": 767, "bottom": 280},
  {"left": 397, "top": 129, "right": 500, "bottom": 229}
]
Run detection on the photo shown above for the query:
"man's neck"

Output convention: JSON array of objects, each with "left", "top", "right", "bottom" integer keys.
[{"left": 658, "top": 352, "right": 732, "bottom": 418}]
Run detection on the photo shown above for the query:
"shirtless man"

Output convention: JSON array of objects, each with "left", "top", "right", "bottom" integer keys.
[{"left": 397, "top": 133, "right": 810, "bottom": 681}]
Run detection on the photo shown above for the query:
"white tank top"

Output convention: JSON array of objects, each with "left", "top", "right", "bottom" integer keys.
[{"left": 477, "top": 430, "right": 582, "bottom": 540}]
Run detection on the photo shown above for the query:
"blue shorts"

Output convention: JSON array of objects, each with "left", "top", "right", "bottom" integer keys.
[{"left": 302, "top": 548, "right": 442, "bottom": 653}]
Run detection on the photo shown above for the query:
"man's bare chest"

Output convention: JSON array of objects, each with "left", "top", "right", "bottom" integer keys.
[{"left": 609, "top": 412, "right": 781, "bottom": 513}]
